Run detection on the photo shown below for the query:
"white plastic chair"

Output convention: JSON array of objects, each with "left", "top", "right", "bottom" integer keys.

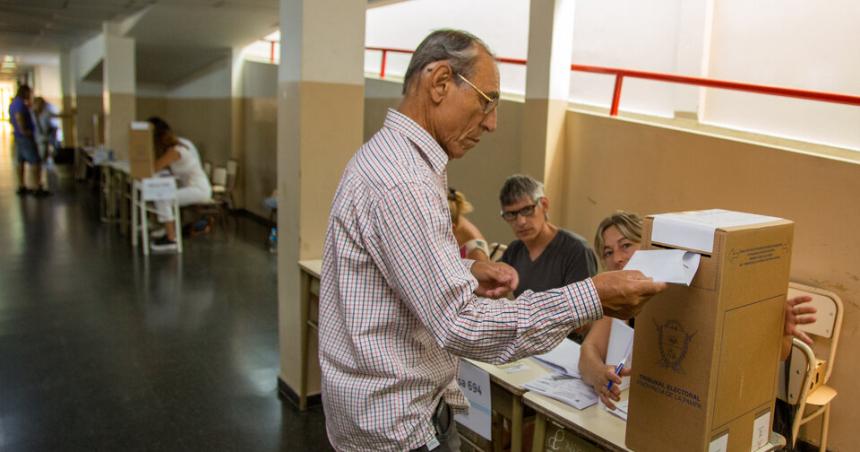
[
  {"left": 212, "top": 167, "right": 227, "bottom": 190},
  {"left": 778, "top": 282, "right": 843, "bottom": 451}
]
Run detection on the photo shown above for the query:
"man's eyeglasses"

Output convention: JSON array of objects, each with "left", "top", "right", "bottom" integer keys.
[
  {"left": 456, "top": 73, "right": 499, "bottom": 115},
  {"left": 500, "top": 200, "right": 541, "bottom": 222}
]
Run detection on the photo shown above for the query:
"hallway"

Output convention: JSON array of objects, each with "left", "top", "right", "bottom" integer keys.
[{"left": 0, "top": 130, "right": 331, "bottom": 451}]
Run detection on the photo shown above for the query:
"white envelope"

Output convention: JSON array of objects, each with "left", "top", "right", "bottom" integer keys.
[{"left": 623, "top": 249, "right": 701, "bottom": 285}]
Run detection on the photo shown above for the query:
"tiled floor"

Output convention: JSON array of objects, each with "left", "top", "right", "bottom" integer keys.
[{"left": 0, "top": 130, "right": 332, "bottom": 451}]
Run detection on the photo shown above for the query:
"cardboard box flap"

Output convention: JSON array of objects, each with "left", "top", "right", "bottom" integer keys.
[
  {"left": 129, "top": 122, "right": 154, "bottom": 180},
  {"left": 651, "top": 209, "right": 784, "bottom": 254}
]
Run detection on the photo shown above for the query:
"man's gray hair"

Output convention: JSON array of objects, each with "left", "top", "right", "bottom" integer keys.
[
  {"left": 402, "top": 29, "right": 494, "bottom": 95},
  {"left": 499, "top": 174, "right": 545, "bottom": 206}
]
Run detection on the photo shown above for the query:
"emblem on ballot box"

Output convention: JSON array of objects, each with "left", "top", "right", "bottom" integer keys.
[{"left": 655, "top": 319, "right": 696, "bottom": 373}]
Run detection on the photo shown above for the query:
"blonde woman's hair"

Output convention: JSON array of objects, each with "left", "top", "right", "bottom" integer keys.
[
  {"left": 447, "top": 188, "right": 473, "bottom": 226},
  {"left": 594, "top": 211, "right": 643, "bottom": 268}
]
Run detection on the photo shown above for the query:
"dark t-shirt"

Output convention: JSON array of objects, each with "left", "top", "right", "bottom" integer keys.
[{"left": 501, "top": 229, "right": 598, "bottom": 297}]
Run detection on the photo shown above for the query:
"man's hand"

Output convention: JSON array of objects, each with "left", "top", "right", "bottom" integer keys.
[
  {"left": 471, "top": 261, "right": 518, "bottom": 298},
  {"left": 592, "top": 270, "right": 666, "bottom": 320},
  {"left": 785, "top": 295, "right": 817, "bottom": 345}
]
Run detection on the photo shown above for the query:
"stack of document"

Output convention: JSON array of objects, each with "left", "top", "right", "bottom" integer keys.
[
  {"left": 526, "top": 325, "right": 637, "bottom": 412},
  {"left": 525, "top": 374, "right": 598, "bottom": 410},
  {"left": 606, "top": 319, "right": 634, "bottom": 391},
  {"left": 527, "top": 339, "right": 597, "bottom": 410},
  {"left": 534, "top": 338, "right": 581, "bottom": 377}
]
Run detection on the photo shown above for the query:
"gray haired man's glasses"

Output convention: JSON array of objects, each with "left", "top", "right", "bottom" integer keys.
[
  {"left": 457, "top": 73, "right": 499, "bottom": 115},
  {"left": 500, "top": 199, "right": 541, "bottom": 222}
]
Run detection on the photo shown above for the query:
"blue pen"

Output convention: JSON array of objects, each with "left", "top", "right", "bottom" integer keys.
[{"left": 607, "top": 358, "right": 626, "bottom": 390}]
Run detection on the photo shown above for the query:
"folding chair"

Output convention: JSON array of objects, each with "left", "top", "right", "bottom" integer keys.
[{"left": 777, "top": 282, "right": 843, "bottom": 451}]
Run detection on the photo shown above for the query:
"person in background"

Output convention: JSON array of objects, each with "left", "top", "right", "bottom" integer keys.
[
  {"left": 498, "top": 174, "right": 598, "bottom": 341},
  {"left": 448, "top": 187, "right": 489, "bottom": 261},
  {"left": 579, "top": 211, "right": 818, "bottom": 416},
  {"left": 147, "top": 117, "right": 212, "bottom": 251},
  {"left": 32, "top": 97, "right": 61, "bottom": 159},
  {"left": 8, "top": 85, "right": 49, "bottom": 196}
]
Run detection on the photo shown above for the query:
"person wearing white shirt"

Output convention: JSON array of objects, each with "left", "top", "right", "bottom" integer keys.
[{"left": 146, "top": 117, "right": 212, "bottom": 251}]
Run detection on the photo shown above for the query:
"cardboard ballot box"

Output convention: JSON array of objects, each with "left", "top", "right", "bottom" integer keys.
[
  {"left": 129, "top": 121, "right": 155, "bottom": 179},
  {"left": 626, "top": 209, "right": 793, "bottom": 452}
]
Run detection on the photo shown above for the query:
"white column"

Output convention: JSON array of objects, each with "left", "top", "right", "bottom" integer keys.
[
  {"left": 102, "top": 22, "right": 136, "bottom": 159},
  {"left": 59, "top": 51, "right": 76, "bottom": 147},
  {"left": 229, "top": 47, "right": 246, "bottom": 209},
  {"left": 276, "top": 0, "right": 366, "bottom": 402},
  {"left": 673, "top": 0, "right": 715, "bottom": 120},
  {"left": 522, "top": 0, "right": 576, "bottom": 218}
]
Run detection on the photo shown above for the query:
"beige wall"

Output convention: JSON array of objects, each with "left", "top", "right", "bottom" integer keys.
[
  {"left": 75, "top": 95, "right": 103, "bottom": 146},
  {"left": 562, "top": 110, "right": 859, "bottom": 451},
  {"left": 164, "top": 98, "right": 232, "bottom": 167},
  {"left": 136, "top": 97, "right": 166, "bottom": 122},
  {"left": 241, "top": 97, "right": 278, "bottom": 218},
  {"left": 136, "top": 95, "right": 275, "bottom": 218}
]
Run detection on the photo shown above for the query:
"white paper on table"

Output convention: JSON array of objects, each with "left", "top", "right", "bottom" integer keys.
[
  {"left": 534, "top": 338, "right": 581, "bottom": 377},
  {"left": 499, "top": 362, "right": 528, "bottom": 374},
  {"left": 524, "top": 374, "right": 598, "bottom": 410},
  {"left": 455, "top": 360, "right": 492, "bottom": 440},
  {"left": 606, "top": 319, "right": 634, "bottom": 390},
  {"left": 624, "top": 249, "right": 701, "bottom": 285},
  {"left": 602, "top": 399, "right": 629, "bottom": 421},
  {"left": 652, "top": 209, "right": 782, "bottom": 253}
]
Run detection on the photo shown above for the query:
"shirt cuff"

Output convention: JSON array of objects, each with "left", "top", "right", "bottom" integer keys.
[
  {"left": 565, "top": 278, "right": 603, "bottom": 326},
  {"left": 462, "top": 258, "right": 476, "bottom": 272}
]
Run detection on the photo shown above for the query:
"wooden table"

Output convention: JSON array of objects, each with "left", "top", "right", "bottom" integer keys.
[
  {"left": 466, "top": 358, "right": 554, "bottom": 452},
  {"left": 526, "top": 391, "right": 787, "bottom": 452},
  {"left": 526, "top": 390, "right": 630, "bottom": 452},
  {"left": 298, "top": 259, "right": 322, "bottom": 411}
]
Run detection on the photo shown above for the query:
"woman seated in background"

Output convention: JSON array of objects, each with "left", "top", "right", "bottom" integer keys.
[
  {"left": 448, "top": 188, "right": 490, "bottom": 261},
  {"left": 148, "top": 117, "right": 212, "bottom": 251},
  {"left": 579, "top": 211, "right": 817, "bottom": 412}
]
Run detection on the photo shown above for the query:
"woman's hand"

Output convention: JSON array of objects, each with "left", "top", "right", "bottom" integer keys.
[
  {"left": 785, "top": 295, "right": 817, "bottom": 345},
  {"left": 581, "top": 360, "right": 630, "bottom": 410}
]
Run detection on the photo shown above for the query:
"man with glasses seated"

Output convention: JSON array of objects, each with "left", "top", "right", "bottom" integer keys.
[{"left": 499, "top": 174, "right": 598, "bottom": 340}]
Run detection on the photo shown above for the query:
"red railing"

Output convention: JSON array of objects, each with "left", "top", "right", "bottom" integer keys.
[
  {"left": 269, "top": 41, "right": 277, "bottom": 65},
  {"left": 365, "top": 46, "right": 860, "bottom": 116}
]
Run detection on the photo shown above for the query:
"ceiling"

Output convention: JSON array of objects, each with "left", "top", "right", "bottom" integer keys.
[
  {"left": 1, "top": 0, "right": 404, "bottom": 86},
  {"left": 0, "top": 0, "right": 152, "bottom": 52},
  {"left": 83, "top": 45, "right": 231, "bottom": 86}
]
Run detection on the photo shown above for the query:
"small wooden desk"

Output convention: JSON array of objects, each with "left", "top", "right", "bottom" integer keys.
[
  {"left": 466, "top": 358, "right": 554, "bottom": 452},
  {"left": 526, "top": 391, "right": 787, "bottom": 452},
  {"left": 298, "top": 259, "right": 322, "bottom": 411},
  {"left": 526, "top": 390, "right": 630, "bottom": 452}
]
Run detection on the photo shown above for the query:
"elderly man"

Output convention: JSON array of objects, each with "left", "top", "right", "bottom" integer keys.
[{"left": 319, "top": 29, "right": 664, "bottom": 452}]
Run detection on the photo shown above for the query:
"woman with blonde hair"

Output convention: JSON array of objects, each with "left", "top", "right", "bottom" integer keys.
[
  {"left": 448, "top": 188, "right": 490, "bottom": 261},
  {"left": 579, "top": 211, "right": 816, "bottom": 412}
]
